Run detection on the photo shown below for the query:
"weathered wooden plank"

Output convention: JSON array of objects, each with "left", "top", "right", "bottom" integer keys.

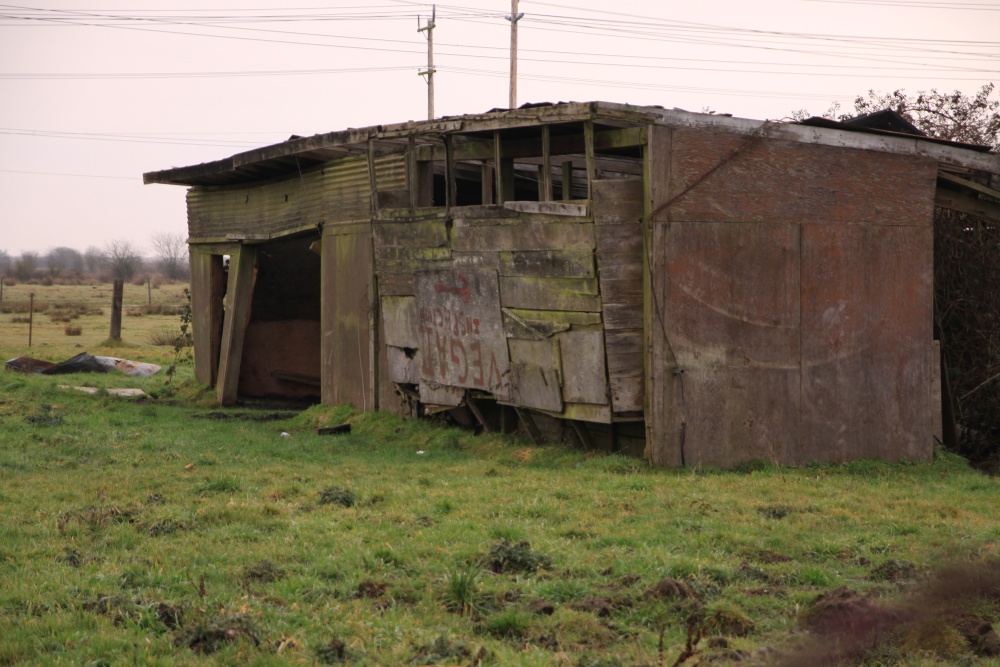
[
  {"left": 557, "top": 330, "right": 609, "bottom": 405},
  {"left": 414, "top": 269, "right": 511, "bottom": 398},
  {"left": 502, "top": 308, "right": 571, "bottom": 339},
  {"left": 502, "top": 201, "right": 589, "bottom": 217},
  {"left": 216, "top": 245, "right": 258, "bottom": 405},
  {"left": 452, "top": 222, "right": 594, "bottom": 252},
  {"left": 381, "top": 296, "right": 419, "bottom": 348},
  {"left": 452, "top": 251, "right": 500, "bottom": 269},
  {"left": 375, "top": 246, "right": 452, "bottom": 261},
  {"left": 373, "top": 220, "right": 449, "bottom": 247},
  {"left": 934, "top": 188, "right": 1000, "bottom": 221},
  {"left": 375, "top": 258, "right": 454, "bottom": 275},
  {"left": 537, "top": 402, "right": 613, "bottom": 424},
  {"left": 189, "top": 252, "right": 225, "bottom": 386},
  {"left": 387, "top": 345, "right": 421, "bottom": 384},
  {"left": 376, "top": 273, "right": 415, "bottom": 296},
  {"left": 420, "top": 382, "right": 465, "bottom": 406},
  {"left": 509, "top": 363, "right": 563, "bottom": 412},
  {"left": 505, "top": 308, "right": 602, "bottom": 326},
  {"left": 605, "top": 329, "right": 644, "bottom": 413},
  {"left": 508, "top": 337, "right": 562, "bottom": 372},
  {"left": 499, "top": 250, "right": 595, "bottom": 279},
  {"left": 322, "top": 226, "right": 375, "bottom": 409},
  {"left": 603, "top": 303, "right": 643, "bottom": 330},
  {"left": 500, "top": 276, "right": 602, "bottom": 312}
]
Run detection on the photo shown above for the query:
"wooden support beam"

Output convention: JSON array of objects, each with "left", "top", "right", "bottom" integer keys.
[
  {"left": 515, "top": 407, "right": 544, "bottom": 444},
  {"left": 190, "top": 252, "right": 225, "bottom": 385},
  {"left": 584, "top": 120, "right": 596, "bottom": 201},
  {"left": 541, "top": 125, "right": 553, "bottom": 202},
  {"left": 494, "top": 131, "right": 504, "bottom": 203},
  {"left": 467, "top": 397, "right": 492, "bottom": 433},
  {"left": 936, "top": 188, "right": 1000, "bottom": 221},
  {"left": 367, "top": 138, "right": 379, "bottom": 216},
  {"left": 408, "top": 135, "right": 418, "bottom": 210},
  {"left": 571, "top": 420, "right": 593, "bottom": 449},
  {"left": 445, "top": 134, "right": 456, "bottom": 209},
  {"left": 216, "top": 244, "right": 258, "bottom": 406},
  {"left": 938, "top": 171, "right": 1000, "bottom": 200},
  {"left": 561, "top": 161, "right": 574, "bottom": 200},
  {"left": 481, "top": 162, "right": 494, "bottom": 205}
]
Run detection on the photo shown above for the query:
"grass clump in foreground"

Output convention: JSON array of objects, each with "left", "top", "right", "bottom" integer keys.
[{"left": 2, "top": 369, "right": 1000, "bottom": 665}]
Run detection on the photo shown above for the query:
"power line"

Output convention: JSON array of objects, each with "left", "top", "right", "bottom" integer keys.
[{"left": 0, "top": 167, "right": 134, "bottom": 180}]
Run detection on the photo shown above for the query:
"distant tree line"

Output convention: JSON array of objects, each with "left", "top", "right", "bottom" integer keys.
[{"left": 0, "top": 233, "right": 189, "bottom": 286}]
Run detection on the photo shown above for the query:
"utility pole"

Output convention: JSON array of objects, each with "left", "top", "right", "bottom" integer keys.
[
  {"left": 418, "top": 5, "right": 436, "bottom": 120},
  {"left": 507, "top": 0, "right": 523, "bottom": 109}
]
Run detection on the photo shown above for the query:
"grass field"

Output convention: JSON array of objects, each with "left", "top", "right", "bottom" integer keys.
[{"left": 2, "top": 285, "right": 1000, "bottom": 666}]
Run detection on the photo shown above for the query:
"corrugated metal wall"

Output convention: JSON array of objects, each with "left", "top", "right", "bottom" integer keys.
[{"left": 186, "top": 154, "right": 406, "bottom": 239}]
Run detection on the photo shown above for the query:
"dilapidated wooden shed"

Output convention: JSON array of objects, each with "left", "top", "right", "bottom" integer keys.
[{"left": 144, "top": 102, "right": 1000, "bottom": 468}]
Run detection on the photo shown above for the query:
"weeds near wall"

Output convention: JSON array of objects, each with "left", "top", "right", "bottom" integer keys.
[{"left": 164, "top": 288, "right": 193, "bottom": 385}]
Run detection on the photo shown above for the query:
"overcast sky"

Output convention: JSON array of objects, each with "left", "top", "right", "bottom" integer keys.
[{"left": 1, "top": 0, "right": 996, "bottom": 257}]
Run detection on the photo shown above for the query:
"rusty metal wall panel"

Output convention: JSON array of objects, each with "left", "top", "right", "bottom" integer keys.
[
  {"left": 653, "top": 221, "right": 802, "bottom": 468},
  {"left": 647, "top": 122, "right": 938, "bottom": 468},
  {"left": 666, "top": 128, "right": 937, "bottom": 225},
  {"left": 187, "top": 154, "right": 405, "bottom": 239},
  {"left": 321, "top": 225, "right": 375, "bottom": 409},
  {"left": 799, "top": 223, "right": 933, "bottom": 464}
]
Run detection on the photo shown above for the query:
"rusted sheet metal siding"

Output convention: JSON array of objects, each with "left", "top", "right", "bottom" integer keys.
[
  {"left": 648, "top": 124, "right": 937, "bottom": 467},
  {"left": 799, "top": 223, "right": 933, "bottom": 463},
  {"left": 187, "top": 154, "right": 405, "bottom": 238}
]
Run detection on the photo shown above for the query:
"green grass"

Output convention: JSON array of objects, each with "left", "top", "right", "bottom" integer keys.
[{"left": 2, "top": 286, "right": 1000, "bottom": 665}]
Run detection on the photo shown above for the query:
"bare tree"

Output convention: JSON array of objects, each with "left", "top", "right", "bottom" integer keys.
[
  {"left": 0, "top": 249, "right": 10, "bottom": 276},
  {"left": 46, "top": 246, "right": 84, "bottom": 278},
  {"left": 794, "top": 83, "right": 999, "bottom": 151},
  {"left": 103, "top": 241, "right": 143, "bottom": 282},
  {"left": 14, "top": 251, "right": 38, "bottom": 281},
  {"left": 150, "top": 232, "right": 188, "bottom": 280},
  {"left": 84, "top": 245, "right": 105, "bottom": 274}
]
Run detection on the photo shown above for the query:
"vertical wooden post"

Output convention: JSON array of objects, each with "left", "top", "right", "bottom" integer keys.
[
  {"left": 408, "top": 136, "right": 418, "bottom": 209},
  {"left": 508, "top": 0, "right": 521, "bottom": 109},
  {"left": 561, "top": 161, "right": 574, "bottom": 200},
  {"left": 481, "top": 162, "right": 494, "bottom": 205},
  {"left": 109, "top": 279, "right": 124, "bottom": 340},
  {"left": 147, "top": 278, "right": 152, "bottom": 306},
  {"left": 445, "top": 134, "right": 456, "bottom": 209},
  {"left": 190, "top": 250, "right": 225, "bottom": 386},
  {"left": 584, "top": 120, "right": 596, "bottom": 201},
  {"left": 1, "top": 277, "right": 4, "bottom": 302},
  {"left": 28, "top": 292, "right": 34, "bottom": 347},
  {"left": 541, "top": 125, "right": 553, "bottom": 202},
  {"left": 216, "top": 245, "right": 258, "bottom": 405}
]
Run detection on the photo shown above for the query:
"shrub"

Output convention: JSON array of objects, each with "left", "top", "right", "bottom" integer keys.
[
  {"left": 11, "top": 315, "right": 31, "bottom": 324},
  {"left": 126, "top": 307, "right": 144, "bottom": 317},
  {"left": 65, "top": 325, "right": 82, "bottom": 336},
  {"left": 147, "top": 327, "right": 191, "bottom": 347}
]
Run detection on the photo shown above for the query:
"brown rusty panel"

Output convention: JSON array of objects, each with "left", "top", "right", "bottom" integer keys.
[
  {"left": 499, "top": 250, "right": 595, "bottom": 278},
  {"left": 452, "top": 221, "right": 595, "bottom": 252},
  {"left": 321, "top": 227, "right": 375, "bottom": 409},
  {"left": 238, "top": 320, "right": 320, "bottom": 399},
  {"left": 661, "top": 128, "right": 938, "bottom": 225},
  {"left": 799, "top": 223, "right": 933, "bottom": 464},
  {"left": 648, "top": 221, "right": 802, "bottom": 467},
  {"left": 373, "top": 220, "right": 449, "bottom": 247},
  {"left": 557, "top": 330, "right": 609, "bottom": 405},
  {"left": 605, "top": 329, "right": 644, "bottom": 413},
  {"left": 414, "top": 269, "right": 511, "bottom": 398},
  {"left": 499, "top": 276, "right": 601, "bottom": 312},
  {"left": 381, "top": 296, "right": 419, "bottom": 349},
  {"left": 387, "top": 345, "right": 421, "bottom": 384}
]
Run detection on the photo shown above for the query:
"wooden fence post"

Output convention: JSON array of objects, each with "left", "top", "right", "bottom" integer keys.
[
  {"left": 109, "top": 279, "right": 124, "bottom": 340},
  {"left": 28, "top": 292, "right": 34, "bottom": 347}
]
